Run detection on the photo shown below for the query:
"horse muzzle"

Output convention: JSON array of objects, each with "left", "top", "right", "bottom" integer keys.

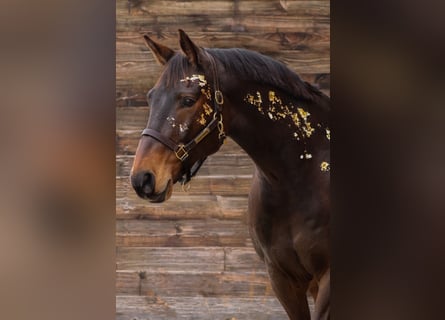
[{"left": 130, "top": 171, "right": 171, "bottom": 203}]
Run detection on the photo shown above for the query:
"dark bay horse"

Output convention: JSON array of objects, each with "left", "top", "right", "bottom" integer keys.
[{"left": 130, "top": 30, "right": 330, "bottom": 320}]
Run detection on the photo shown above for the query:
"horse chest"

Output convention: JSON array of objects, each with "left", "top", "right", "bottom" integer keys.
[
  {"left": 248, "top": 195, "right": 298, "bottom": 262},
  {"left": 248, "top": 182, "right": 328, "bottom": 277}
]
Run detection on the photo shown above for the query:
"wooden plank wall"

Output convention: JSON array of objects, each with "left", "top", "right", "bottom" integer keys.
[{"left": 116, "top": 0, "right": 329, "bottom": 319}]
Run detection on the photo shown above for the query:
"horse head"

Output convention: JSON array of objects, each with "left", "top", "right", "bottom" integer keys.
[{"left": 130, "top": 30, "right": 226, "bottom": 202}]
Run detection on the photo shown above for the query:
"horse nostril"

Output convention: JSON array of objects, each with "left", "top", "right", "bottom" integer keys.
[
  {"left": 131, "top": 171, "right": 155, "bottom": 198},
  {"left": 142, "top": 172, "right": 154, "bottom": 194}
]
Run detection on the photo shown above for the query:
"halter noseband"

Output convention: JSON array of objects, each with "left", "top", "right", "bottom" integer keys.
[{"left": 141, "top": 52, "right": 226, "bottom": 185}]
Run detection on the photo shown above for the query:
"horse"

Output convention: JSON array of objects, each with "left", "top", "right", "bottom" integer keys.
[{"left": 130, "top": 30, "right": 330, "bottom": 320}]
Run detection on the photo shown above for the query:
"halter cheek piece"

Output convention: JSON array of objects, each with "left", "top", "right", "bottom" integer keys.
[{"left": 141, "top": 52, "right": 226, "bottom": 185}]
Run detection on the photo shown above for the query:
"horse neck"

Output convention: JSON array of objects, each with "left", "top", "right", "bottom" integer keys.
[{"left": 223, "top": 82, "right": 330, "bottom": 185}]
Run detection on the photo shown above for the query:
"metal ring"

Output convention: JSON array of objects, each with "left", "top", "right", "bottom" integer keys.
[
  {"left": 182, "top": 181, "right": 191, "bottom": 192},
  {"left": 215, "top": 90, "right": 224, "bottom": 105}
]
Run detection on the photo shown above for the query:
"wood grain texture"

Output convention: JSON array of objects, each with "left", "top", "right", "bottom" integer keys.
[
  {"left": 116, "top": 247, "right": 266, "bottom": 273},
  {"left": 116, "top": 218, "right": 252, "bottom": 247},
  {"left": 118, "top": 14, "right": 329, "bottom": 34},
  {"left": 117, "top": 31, "right": 329, "bottom": 62},
  {"left": 116, "top": 0, "right": 329, "bottom": 317},
  {"left": 118, "top": 1, "right": 330, "bottom": 22},
  {"left": 140, "top": 271, "right": 273, "bottom": 297},
  {"left": 117, "top": 247, "right": 226, "bottom": 272},
  {"left": 117, "top": 175, "right": 252, "bottom": 198},
  {"left": 116, "top": 194, "right": 249, "bottom": 220},
  {"left": 116, "top": 271, "right": 141, "bottom": 295},
  {"left": 116, "top": 270, "right": 275, "bottom": 297},
  {"left": 116, "top": 296, "right": 291, "bottom": 320}
]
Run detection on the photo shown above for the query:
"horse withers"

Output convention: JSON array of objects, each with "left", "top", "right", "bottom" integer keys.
[{"left": 130, "top": 30, "right": 330, "bottom": 320}]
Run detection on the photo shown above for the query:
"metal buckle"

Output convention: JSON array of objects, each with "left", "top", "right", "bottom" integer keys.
[{"left": 175, "top": 144, "right": 189, "bottom": 161}]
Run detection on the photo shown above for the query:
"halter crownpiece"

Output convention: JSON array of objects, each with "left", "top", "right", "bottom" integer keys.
[{"left": 141, "top": 51, "right": 225, "bottom": 185}]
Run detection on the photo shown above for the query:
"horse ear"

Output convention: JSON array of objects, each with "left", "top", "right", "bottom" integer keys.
[
  {"left": 143, "top": 34, "right": 175, "bottom": 66},
  {"left": 178, "top": 29, "right": 206, "bottom": 67}
]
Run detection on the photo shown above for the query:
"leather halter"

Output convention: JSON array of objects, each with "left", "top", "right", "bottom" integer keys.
[{"left": 141, "top": 52, "right": 226, "bottom": 185}]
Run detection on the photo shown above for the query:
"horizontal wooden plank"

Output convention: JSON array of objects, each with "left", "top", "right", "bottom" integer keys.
[
  {"left": 116, "top": 106, "right": 147, "bottom": 130},
  {"left": 118, "top": 13, "right": 329, "bottom": 34},
  {"left": 143, "top": 271, "right": 273, "bottom": 297},
  {"left": 117, "top": 247, "right": 226, "bottom": 272},
  {"left": 225, "top": 247, "right": 266, "bottom": 273},
  {"left": 116, "top": 247, "right": 266, "bottom": 273},
  {"left": 116, "top": 295, "right": 290, "bottom": 320},
  {"left": 116, "top": 194, "right": 249, "bottom": 220},
  {"left": 116, "top": 270, "right": 275, "bottom": 297},
  {"left": 145, "top": 272, "right": 272, "bottom": 297},
  {"left": 117, "top": 1, "right": 330, "bottom": 23},
  {"left": 117, "top": 174, "right": 252, "bottom": 199},
  {"left": 116, "top": 233, "right": 251, "bottom": 247},
  {"left": 119, "top": 0, "right": 330, "bottom": 16},
  {"left": 116, "top": 51, "right": 330, "bottom": 92},
  {"left": 117, "top": 31, "right": 329, "bottom": 62},
  {"left": 116, "top": 218, "right": 252, "bottom": 247},
  {"left": 116, "top": 271, "right": 140, "bottom": 295},
  {"left": 117, "top": 33, "right": 329, "bottom": 80},
  {"left": 116, "top": 130, "right": 245, "bottom": 155},
  {"left": 116, "top": 106, "right": 149, "bottom": 130}
]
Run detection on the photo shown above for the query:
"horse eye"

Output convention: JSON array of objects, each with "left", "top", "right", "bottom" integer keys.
[{"left": 182, "top": 97, "right": 196, "bottom": 108}]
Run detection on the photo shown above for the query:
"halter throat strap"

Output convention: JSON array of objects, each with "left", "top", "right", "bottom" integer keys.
[{"left": 206, "top": 51, "right": 224, "bottom": 113}]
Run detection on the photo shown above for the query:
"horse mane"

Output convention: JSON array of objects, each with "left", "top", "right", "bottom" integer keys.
[
  {"left": 208, "top": 48, "right": 329, "bottom": 109},
  {"left": 159, "top": 47, "right": 329, "bottom": 110}
]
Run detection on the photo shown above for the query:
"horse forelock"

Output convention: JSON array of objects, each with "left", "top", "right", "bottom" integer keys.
[{"left": 157, "top": 53, "right": 199, "bottom": 88}]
